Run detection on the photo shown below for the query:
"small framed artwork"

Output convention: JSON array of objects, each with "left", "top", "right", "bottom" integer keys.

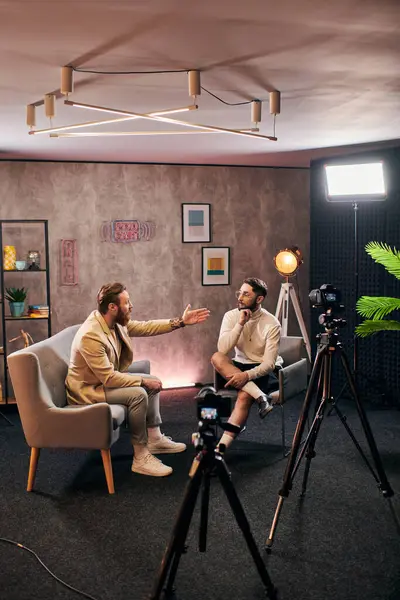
[
  {"left": 182, "top": 203, "right": 211, "bottom": 243},
  {"left": 202, "top": 247, "right": 230, "bottom": 286}
]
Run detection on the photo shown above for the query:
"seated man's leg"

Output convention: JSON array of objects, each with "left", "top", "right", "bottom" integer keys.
[
  {"left": 218, "top": 390, "right": 253, "bottom": 451},
  {"left": 105, "top": 386, "right": 172, "bottom": 477},
  {"left": 211, "top": 352, "right": 273, "bottom": 418},
  {"left": 143, "top": 375, "right": 186, "bottom": 454}
]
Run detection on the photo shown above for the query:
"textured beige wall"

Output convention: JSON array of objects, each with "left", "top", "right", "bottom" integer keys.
[{"left": 0, "top": 161, "right": 309, "bottom": 385}]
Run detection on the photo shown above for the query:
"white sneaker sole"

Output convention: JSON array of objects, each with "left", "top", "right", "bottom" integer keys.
[
  {"left": 148, "top": 445, "right": 187, "bottom": 455},
  {"left": 131, "top": 464, "right": 173, "bottom": 477}
]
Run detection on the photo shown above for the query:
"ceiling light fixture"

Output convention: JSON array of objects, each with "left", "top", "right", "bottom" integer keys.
[
  {"left": 26, "top": 104, "right": 36, "bottom": 128},
  {"left": 50, "top": 131, "right": 214, "bottom": 137},
  {"left": 188, "top": 70, "right": 201, "bottom": 99},
  {"left": 61, "top": 66, "right": 74, "bottom": 96},
  {"left": 61, "top": 100, "right": 277, "bottom": 140},
  {"left": 28, "top": 104, "right": 198, "bottom": 136},
  {"left": 26, "top": 67, "right": 280, "bottom": 142},
  {"left": 44, "top": 94, "right": 55, "bottom": 119}
]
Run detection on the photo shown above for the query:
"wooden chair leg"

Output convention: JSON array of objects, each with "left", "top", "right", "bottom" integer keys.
[
  {"left": 27, "top": 447, "right": 40, "bottom": 492},
  {"left": 100, "top": 449, "right": 115, "bottom": 494}
]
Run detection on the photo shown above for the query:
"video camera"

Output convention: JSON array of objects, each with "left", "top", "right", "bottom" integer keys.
[
  {"left": 309, "top": 283, "right": 343, "bottom": 310},
  {"left": 308, "top": 284, "right": 346, "bottom": 329},
  {"left": 196, "top": 390, "right": 232, "bottom": 425}
]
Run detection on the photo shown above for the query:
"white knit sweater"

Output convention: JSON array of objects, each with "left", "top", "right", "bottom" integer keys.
[{"left": 217, "top": 306, "right": 282, "bottom": 380}]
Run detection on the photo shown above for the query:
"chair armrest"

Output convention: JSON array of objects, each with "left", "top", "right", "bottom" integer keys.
[
  {"left": 127, "top": 360, "right": 151, "bottom": 375},
  {"left": 275, "top": 358, "right": 308, "bottom": 405},
  {"left": 29, "top": 403, "right": 114, "bottom": 450}
]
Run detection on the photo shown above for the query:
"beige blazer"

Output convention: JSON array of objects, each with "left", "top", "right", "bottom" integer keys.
[{"left": 66, "top": 310, "right": 173, "bottom": 405}]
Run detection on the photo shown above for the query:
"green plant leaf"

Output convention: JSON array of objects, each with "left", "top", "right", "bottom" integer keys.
[
  {"left": 5, "top": 286, "right": 28, "bottom": 302},
  {"left": 356, "top": 296, "right": 400, "bottom": 319},
  {"left": 355, "top": 320, "right": 400, "bottom": 337},
  {"left": 364, "top": 241, "right": 400, "bottom": 280}
]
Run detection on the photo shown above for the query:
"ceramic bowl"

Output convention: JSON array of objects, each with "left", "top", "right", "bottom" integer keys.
[{"left": 15, "top": 260, "right": 26, "bottom": 270}]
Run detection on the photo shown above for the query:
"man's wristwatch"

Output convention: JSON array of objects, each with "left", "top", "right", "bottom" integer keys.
[{"left": 170, "top": 317, "right": 185, "bottom": 330}]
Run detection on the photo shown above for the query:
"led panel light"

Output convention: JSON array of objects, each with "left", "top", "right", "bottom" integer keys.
[{"left": 325, "top": 162, "right": 386, "bottom": 202}]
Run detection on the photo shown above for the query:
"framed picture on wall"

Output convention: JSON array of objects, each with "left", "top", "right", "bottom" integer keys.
[
  {"left": 202, "top": 247, "right": 230, "bottom": 286},
  {"left": 182, "top": 203, "right": 211, "bottom": 243}
]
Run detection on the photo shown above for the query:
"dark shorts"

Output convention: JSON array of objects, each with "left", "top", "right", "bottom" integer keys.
[{"left": 232, "top": 360, "right": 279, "bottom": 395}]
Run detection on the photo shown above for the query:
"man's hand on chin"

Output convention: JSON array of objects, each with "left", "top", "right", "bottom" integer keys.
[
  {"left": 182, "top": 304, "right": 210, "bottom": 325},
  {"left": 225, "top": 371, "right": 249, "bottom": 389},
  {"left": 141, "top": 377, "right": 163, "bottom": 392}
]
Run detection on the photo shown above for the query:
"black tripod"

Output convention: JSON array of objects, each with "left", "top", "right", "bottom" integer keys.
[
  {"left": 151, "top": 421, "right": 277, "bottom": 600},
  {"left": 266, "top": 321, "right": 394, "bottom": 550}
]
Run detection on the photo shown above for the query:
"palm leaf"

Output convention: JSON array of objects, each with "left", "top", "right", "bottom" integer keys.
[
  {"left": 355, "top": 320, "right": 400, "bottom": 337},
  {"left": 356, "top": 296, "right": 400, "bottom": 319},
  {"left": 364, "top": 241, "right": 400, "bottom": 279}
]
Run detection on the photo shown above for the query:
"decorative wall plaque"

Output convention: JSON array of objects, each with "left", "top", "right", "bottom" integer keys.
[
  {"left": 60, "top": 239, "right": 78, "bottom": 286},
  {"left": 100, "top": 220, "right": 156, "bottom": 243}
]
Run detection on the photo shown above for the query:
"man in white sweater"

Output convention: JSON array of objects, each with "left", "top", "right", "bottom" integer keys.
[{"left": 211, "top": 277, "right": 282, "bottom": 450}]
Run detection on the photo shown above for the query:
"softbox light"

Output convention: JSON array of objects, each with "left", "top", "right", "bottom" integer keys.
[{"left": 324, "top": 162, "right": 386, "bottom": 202}]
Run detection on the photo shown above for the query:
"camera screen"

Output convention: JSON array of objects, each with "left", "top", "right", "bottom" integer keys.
[
  {"left": 200, "top": 407, "right": 218, "bottom": 420},
  {"left": 325, "top": 293, "right": 337, "bottom": 302}
]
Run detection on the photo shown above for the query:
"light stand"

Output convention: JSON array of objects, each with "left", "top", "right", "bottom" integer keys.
[
  {"left": 275, "top": 277, "right": 311, "bottom": 361},
  {"left": 332, "top": 201, "right": 389, "bottom": 406}
]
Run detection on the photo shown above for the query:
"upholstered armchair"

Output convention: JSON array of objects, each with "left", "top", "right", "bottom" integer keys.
[{"left": 7, "top": 324, "right": 150, "bottom": 494}]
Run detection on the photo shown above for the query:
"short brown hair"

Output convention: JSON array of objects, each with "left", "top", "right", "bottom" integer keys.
[
  {"left": 243, "top": 277, "right": 268, "bottom": 298},
  {"left": 97, "top": 282, "right": 126, "bottom": 314}
]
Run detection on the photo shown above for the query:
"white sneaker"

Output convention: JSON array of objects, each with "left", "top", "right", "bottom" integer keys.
[
  {"left": 147, "top": 435, "right": 187, "bottom": 455},
  {"left": 131, "top": 453, "right": 173, "bottom": 477}
]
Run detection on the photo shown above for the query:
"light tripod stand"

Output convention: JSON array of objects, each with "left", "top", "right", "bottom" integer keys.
[
  {"left": 265, "top": 316, "right": 394, "bottom": 550},
  {"left": 275, "top": 278, "right": 311, "bottom": 361},
  {"left": 150, "top": 420, "right": 277, "bottom": 600}
]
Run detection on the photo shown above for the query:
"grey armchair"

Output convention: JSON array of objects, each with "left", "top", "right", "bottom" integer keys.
[
  {"left": 7, "top": 324, "right": 150, "bottom": 494},
  {"left": 213, "top": 335, "right": 308, "bottom": 456}
]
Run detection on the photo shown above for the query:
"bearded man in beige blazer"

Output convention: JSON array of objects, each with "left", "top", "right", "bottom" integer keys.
[{"left": 66, "top": 282, "right": 210, "bottom": 477}]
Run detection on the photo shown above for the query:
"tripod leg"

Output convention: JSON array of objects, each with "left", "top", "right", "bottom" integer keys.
[
  {"left": 301, "top": 399, "right": 327, "bottom": 496},
  {"left": 331, "top": 402, "right": 382, "bottom": 483},
  {"left": 275, "top": 284, "right": 285, "bottom": 324},
  {"left": 289, "top": 285, "right": 312, "bottom": 362},
  {"left": 216, "top": 456, "right": 277, "bottom": 600},
  {"left": 339, "top": 349, "right": 394, "bottom": 498},
  {"left": 290, "top": 365, "right": 325, "bottom": 482},
  {"left": 199, "top": 469, "right": 211, "bottom": 552},
  {"left": 300, "top": 352, "right": 332, "bottom": 496},
  {"left": 150, "top": 456, "right": 204, "bottom": 600},
  {"left": 266, "top": 347, "right": 325, "bottom": 549}
]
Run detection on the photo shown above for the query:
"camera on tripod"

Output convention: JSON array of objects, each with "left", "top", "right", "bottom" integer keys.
[
  {"left": 196, "top": 391, "right": 232, "bottom": 425},
  {"left": 309, "top": 283, "right": 346, "bottom": 329}
]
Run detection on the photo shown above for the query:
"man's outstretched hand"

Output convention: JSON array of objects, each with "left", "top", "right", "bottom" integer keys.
[{"left": 182, "top": 304, "right": 210, "bottom": 326}]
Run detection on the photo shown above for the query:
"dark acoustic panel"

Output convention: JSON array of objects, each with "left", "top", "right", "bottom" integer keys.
[{"left": 310, "top": 148, "right": 400, "bottom": 407}]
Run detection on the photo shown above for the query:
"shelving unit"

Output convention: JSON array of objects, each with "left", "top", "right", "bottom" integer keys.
[{"left": 0, "top": 220, "right": 51, "bottom": 404}]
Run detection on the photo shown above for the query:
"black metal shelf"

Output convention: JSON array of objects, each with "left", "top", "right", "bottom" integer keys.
[
  {"left": 0, "top": 219, "right": 52, "bottom": 405},
  {"left": 3, "top": 269, "right": 47, "bottom": 272},
  {"left": 4, "top": 316, "right": 49, "bottom": 321}
]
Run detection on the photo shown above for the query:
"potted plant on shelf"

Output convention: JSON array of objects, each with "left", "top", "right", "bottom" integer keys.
[{"left": 5, "top": 287, "right": 28, "bottom": 318}]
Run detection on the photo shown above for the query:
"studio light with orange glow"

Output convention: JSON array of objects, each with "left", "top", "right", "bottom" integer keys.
[
  {"left": 273, "top": 246, "right": 303, "bottom": 278},
  {"left": 273, "top": 245, "right": 311, "bottom": 361}
]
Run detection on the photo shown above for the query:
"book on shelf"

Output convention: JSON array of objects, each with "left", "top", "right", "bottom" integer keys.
[{"left": 28, "top": 304, "right": 49, "bottom": 318}]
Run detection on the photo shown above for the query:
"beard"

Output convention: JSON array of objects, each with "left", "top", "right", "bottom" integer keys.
[
  {"left": 238, "top": 298, "right": 259, "bottom": 312},
  {"left": 116, "top": 307, "right": 130, "bottom": 326}
]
